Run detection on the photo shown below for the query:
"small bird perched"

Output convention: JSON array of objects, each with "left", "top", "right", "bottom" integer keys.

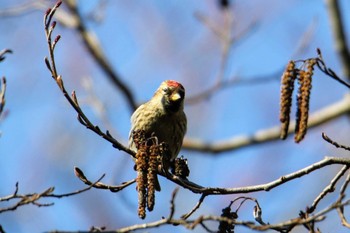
[{"left": 129, "top": 79, "right": 187, "bottom": 167}]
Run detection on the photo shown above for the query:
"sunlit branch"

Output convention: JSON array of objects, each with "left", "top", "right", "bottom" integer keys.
[{"left": 183, "top": 94, "right": 350, "bottom": 153}]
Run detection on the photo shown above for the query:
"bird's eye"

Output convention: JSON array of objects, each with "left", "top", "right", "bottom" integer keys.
[{"left": 162, "top": 87, "right": 170, "bottom": 93}]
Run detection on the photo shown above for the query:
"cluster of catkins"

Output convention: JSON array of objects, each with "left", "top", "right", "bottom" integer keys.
[
  {"left": 280, "top": 59, "right": 316, "bottom": 143},
  {"left": 132, "top": 130, "right": 165, "bottom": 219}
]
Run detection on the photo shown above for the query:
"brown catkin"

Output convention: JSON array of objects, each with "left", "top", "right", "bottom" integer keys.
[
  {"left": 136, "top": 146, "right": 148, "bottom": 219},
  {"left": 294, "top": 62, "right": 313, "bottom": 143},
  {"left": 132, "top": 130, "right": 146, "bottom": 149},
  {"left": 280, "top": 60, "right": 297, "bottom": 139},
  {"left": 147, "top": 144, "right": 159, "bottom": 211}
]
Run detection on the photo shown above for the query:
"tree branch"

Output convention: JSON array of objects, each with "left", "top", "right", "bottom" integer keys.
[
  {"left": 74, "top": 167, "right": 136, "bottom": 192},
  {"left": 0, "top": 174, "right": 104, "bottom": 214},
  {"left": 326, "top": 0, "right": 350, "bottom": 81},
  {"left": 322, "top": 132, "right": 350, "bottom": 151},
  {"left": 0, "top": 49, "right": 12, "bottom": 120},
  {"left": 43, "top": 2, "right": 135, "bottom": 157},
  {"left": 48, "top": 197, "right": 350, "bottom": 233},
  {"left": 64, "top": 0, "right": 137, "bottom": 111},
  {"left": 183, "top": 94, "right": 350, "bottom": 153},
  {"left": 160, "top": 156, "right": 350, "bottom": 195},
  {"left": 308, "top": 165, "right": 349, "bottom": 213}
]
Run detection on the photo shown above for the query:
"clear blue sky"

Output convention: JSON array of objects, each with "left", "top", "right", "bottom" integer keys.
[{"left": 0, "top": 1, "right": 349, "bottom": 232}]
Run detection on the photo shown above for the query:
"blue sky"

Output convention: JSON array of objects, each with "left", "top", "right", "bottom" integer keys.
[{"left": 0, "top": 0, "right": 349, "bottom": 232}]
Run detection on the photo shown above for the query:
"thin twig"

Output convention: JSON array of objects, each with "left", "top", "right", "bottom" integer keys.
[
  {"left": 0, "top": 49, "right": 12, "bottom": 61},
  {"left": 322, "top": 132, "right": 350, "bottom": 151},
  {"left": 181, "top": 194, "right": 207, "bottom": 219},
  {"left": 74, "top": 167, "right": 135, "bottom": 192},
  {"left": 337, "top": 171, "right": 350, "bottom": 228},
  {"left": 0, "top": 175, "right": 104, "bottom": 213},
  {"left": 186, "top": 71, "right": 281, "bottom": 105},
  {"left": 187, "top": 9, "right": 260, "bottom": 105},
  {"left": 96, "top": 198, "right": 349, "bottom": 233},
  {"left": 0, "top": 77, "right": 6, "bottom": 117},
  {"left": 316, "top": 49, "right": 350, "bottom": 88},
  {"left": 308, "top": 165, "right": 349, "bottom": 213}
]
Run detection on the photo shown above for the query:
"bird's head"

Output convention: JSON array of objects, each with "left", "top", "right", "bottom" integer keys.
[{"left": 156, "top": 80, "right": 185, "bottom": 113}]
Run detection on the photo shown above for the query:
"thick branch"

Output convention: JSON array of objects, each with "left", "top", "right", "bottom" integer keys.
[{"left": 183, "top": 94, "right": 350, "bottom": 154}]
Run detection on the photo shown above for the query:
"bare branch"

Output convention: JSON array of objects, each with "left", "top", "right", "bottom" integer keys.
[
  {"left": 326, "top": 0, "right": 350, "bottom": 80},
  {"left": 337, "top": 172, "right": 350, "bottom": 228},
  {"left": 43, "top": 2, "right": 135, "bottom": 157},
  {"left": 74, "top": 167, "right": 135, "bottom": 193},
  {"left": 59, "top": 197, "right": 349, "bottom": 233},
  {"left": 0, "top": 49, "right": 12, "bottom": 61},
  {"left": 0, "top": 49, "right": 12, "bottom": 121},
  {"left": 322, "top": 132, "right": 350, "bottom": 151},
  {"left": 186, "top": 72, "right": 280, "bottom": 105},
  {"left": 161, "top": 157, "right": 350, "bottom": 195},
  {"left": 0, "top": 174, "right": 103, "bottom": 214},
  {"left": 187, "top": 8, "right": 261, "bottom": 105},
  {"left": 181, "top": 194, "right": 207, "bottom": 219},
  {"left": 64, "top": 0, "right": 137, "bottom": 111},
  {"left": 308, "top": 165, "right": 349, "bottom": 213},
  {"left": 0, "top": 77, "right": 6, "bottom": 117},
  {"left": 316, "top": 48, "right": 350, "bottom": 89}
]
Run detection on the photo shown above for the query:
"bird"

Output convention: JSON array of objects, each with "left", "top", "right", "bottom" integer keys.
[
  {"left": 129, "top": 80, "right": 187, "bottom": 159},
  {"left": 129, "top": 80, "right": 187, "bottom": 188}
]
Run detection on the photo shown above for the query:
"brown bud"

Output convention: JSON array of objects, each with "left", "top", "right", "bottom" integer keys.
[
  {"left": 51, "top": 21, "right": 56, "bottom": 29},
  {"left": 56, "top": 75, "right": 64, "bottom": 90},
  {"left": 55, "top": 1, "right": 62, "bottom": 8},
  {"left": 45, "top": 8, "right": 52, "bottom": 16},
  {"left": 54, "top": 35, "right": 61, "bottom": 44},
  {"left": 174, "top": 157, "right": 190, "bottom": 179}
]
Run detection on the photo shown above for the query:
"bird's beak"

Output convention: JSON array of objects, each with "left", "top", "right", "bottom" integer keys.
[{"left": 170, "top": 92, "right": 182, "bottom": 102}]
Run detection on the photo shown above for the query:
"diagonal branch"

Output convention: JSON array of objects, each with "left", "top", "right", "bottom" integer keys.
[
  {"left": 64, "top": 0, "right": 137, "bottom": 111},
  {"left": 308, "top": 165, "right": 349, "bottom": 213}
]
